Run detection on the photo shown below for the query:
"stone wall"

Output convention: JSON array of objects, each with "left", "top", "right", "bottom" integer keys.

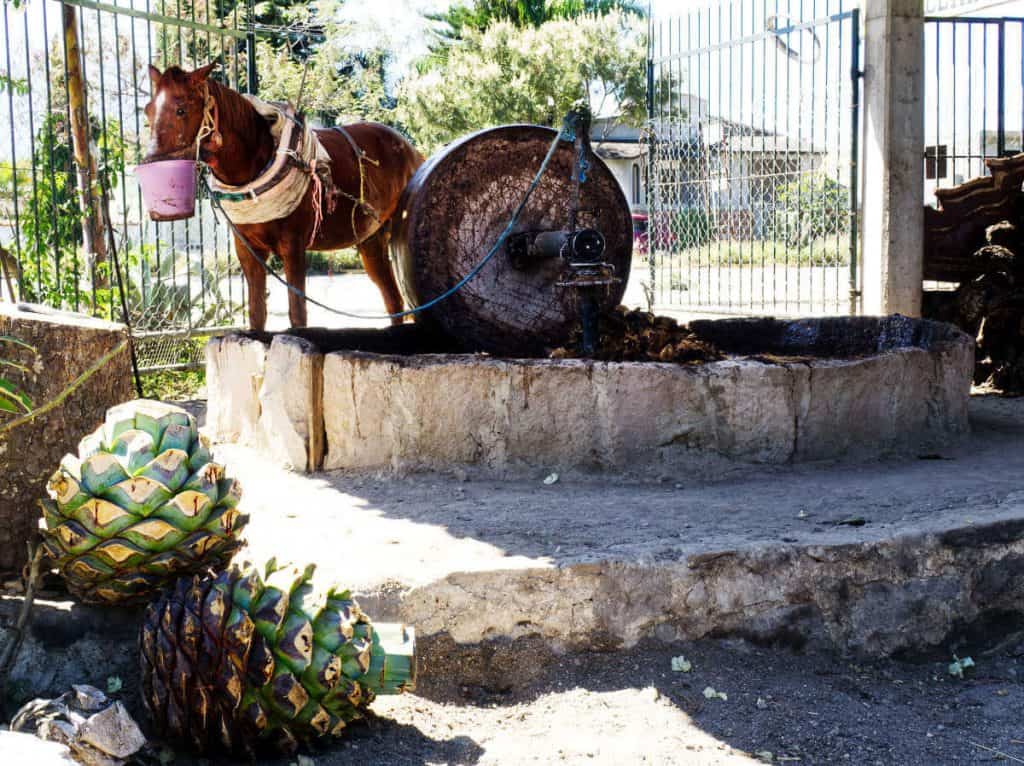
[
  {"left": 0, "top": 304, "right": 133, "bottom": 571},
  {"left": 206, "top": 316, "right": 973, "bottom": 478},
  {"left": 206, "top": 334, "right": 324, "bottom": 472}
]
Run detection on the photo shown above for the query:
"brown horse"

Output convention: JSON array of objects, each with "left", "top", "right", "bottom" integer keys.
[{"left": 143, "top": 63, "right": 422, "bottom": 330}]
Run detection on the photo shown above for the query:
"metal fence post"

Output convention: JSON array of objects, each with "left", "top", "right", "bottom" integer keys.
[
  {"left": 246, "top": 0, "right": 258, "bottom": 95},
  {"left": 998, "top": 19, "right": 1006, "bottom": 157},
  {"left": 849, "top": 8, "right": 863, "bottom": 315}
]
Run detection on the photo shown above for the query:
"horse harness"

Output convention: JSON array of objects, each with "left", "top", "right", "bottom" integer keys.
[
  {"left": 331, "top": 126, "right": 383, "bottom": 236},
  {"left": 201, "top": 83, "right": 383, "bottom": 246}
]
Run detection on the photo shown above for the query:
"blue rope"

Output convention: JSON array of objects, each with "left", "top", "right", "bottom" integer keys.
[{"left": 205, "top": 118, "right": 576, "bottom": 322}]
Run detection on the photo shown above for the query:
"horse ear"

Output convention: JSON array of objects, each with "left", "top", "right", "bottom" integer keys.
[
  {"left": 189, "top": 62, "right": 218, "bottom": 84},
  {"left": 148, "top": 64, "right": 162, "bottom": 89}
]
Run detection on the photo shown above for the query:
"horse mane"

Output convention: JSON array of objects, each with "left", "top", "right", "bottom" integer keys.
[{"left": 207, "top": 78, "right": 266, "bottom": 138}]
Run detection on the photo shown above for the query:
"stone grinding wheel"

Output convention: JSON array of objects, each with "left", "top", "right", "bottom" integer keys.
[{"left": 391, "top": 125, "right": 633, "bottom": 357}]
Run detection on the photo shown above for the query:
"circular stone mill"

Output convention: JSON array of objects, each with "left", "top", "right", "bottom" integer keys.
[{"left": 206, "top": 117, "right": 975, "bottom": 478}]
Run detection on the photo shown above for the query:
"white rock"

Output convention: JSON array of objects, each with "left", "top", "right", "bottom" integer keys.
[
  {"left": 38, "top": 719, "right": 77, "bottom": 746},
  {"left": 77, "top": 701, "right": 147, "bottom": 758},
  {"left": 0, "top": 731, "right": 77, "bottom": 764},
  {"left": 257, "top": 335, "right": 323, "bottom": 472},
  {"left": 205, "top": 334, "right": 267, "bottom": 446},
  {"left": 72, "top": 684, "right": 109, "bottom": 712}
]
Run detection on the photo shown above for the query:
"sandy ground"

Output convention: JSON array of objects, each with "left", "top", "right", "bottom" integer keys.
[
  {"left": 261, "top": 270, "right": 656, "bottom": 332},
  {"left": 260, "top": 267, "right": 840, "bottom": 334},
  {"left": 135, "top": 395, "right": 1024, "bottom": 766},
  {"left": 6, "top": 397, "right": 1024, "bottom": 764},
  {"left": 155, "top": 634, "right": 1024, "bottom": 766},
  {"left": 339, "top": 634, "right": 1024, "bottom": 766}
]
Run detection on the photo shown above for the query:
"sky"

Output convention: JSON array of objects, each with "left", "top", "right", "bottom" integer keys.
[{"left": 335, "top": 0, "right": 448, "bottom": 79}]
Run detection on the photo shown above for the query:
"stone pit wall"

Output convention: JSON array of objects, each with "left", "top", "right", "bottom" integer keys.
[
  {"left": 0, "top": 304, "right": 134, "bottom": 570},
  {"left": 206, "top": 318, "right": 973, "bottom": 478}
]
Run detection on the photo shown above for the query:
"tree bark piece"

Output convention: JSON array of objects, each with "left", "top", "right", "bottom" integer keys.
[{"left": 0, "top": 304, "right": 132, "bottom": 570}]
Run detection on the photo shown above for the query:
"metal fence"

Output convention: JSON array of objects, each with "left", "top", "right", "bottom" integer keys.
[
  {"left": 923, "top": 16, "right": 1024, "bottom": 200},
  {"left": 0, "top": 0, "right": 258, "bottom": 372},
  {"left": 644, "top": 0, "right": 861, "bottom": 316}
]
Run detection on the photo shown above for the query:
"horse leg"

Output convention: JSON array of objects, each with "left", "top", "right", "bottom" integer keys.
[
  {"left": 279, "top": 239, "right": 308, "bottom": 329},
  {"left": 234, "top": 234, "right": 268, "bottom": 331},
  {"left": 358, "top": 225, "right": 404, "bottom": 325}
]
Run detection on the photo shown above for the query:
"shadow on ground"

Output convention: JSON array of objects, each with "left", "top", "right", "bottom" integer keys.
[{"left": 128, "top": 395, "right": 1024, "bottom": 764}]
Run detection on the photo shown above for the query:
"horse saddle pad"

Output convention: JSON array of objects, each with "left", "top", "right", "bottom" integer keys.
[{"left": 210, "top": 96, "right": 332, "bottom": 225}]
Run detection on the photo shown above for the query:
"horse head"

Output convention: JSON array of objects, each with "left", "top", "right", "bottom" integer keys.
[{"left": 143, "top": 63, "right": 222, "bottom": 163}]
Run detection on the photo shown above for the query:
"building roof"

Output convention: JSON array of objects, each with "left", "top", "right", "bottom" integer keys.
[
  {"left": 591, "top": 117, "right": 643, "bottom": 144},
  {"left": 594, "top": 142, "right": 645, "bottom": 160}
]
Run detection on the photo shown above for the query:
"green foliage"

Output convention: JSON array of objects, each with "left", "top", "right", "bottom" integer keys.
[
  {"left": 422, "top": 0, "right": 645, "bottom": 71},
  {"left": 427, "top": 0, "right": 645, "bottom": 52},
  {"left": 663, "top": 237, "right": 850, "bottom": 276},
  {"left": 0, "top": 72, "right": 28, "bottom": 95},
  {"left": 397, "top": 13, "right": 647, "bottom": 154},
  {"left": 419, "top": 0, "right": 643, "bottom": 72},
  {"left": 667, "top": 209, "right": 712, "bottom": 249},
  {"left": 127, "top": 248, "right": 243, "bottom": 331},
  {"left": 0, "top": 336, "right": 36, "bottom": 415},
  {"left": 9, "top": 112, "right": 127, "bottom": 315},
  {"left": 776, "top": 173, "right": 851, "bottom": 246},
  {"left": 235, "top": 0, "right": 391, "bottom": 123},
  {"left": 256, "top": 43, "right": 392, "bottom": 123},
  {"left": 144, "top": 360, "right": 206, "bottom": 402},
  {"left": 306, "top": 249, "right": 363, "bottom": 273}
]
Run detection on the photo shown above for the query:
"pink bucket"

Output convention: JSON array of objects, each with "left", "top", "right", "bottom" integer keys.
[{"left": 134, "top": 159, "right": 197, "bottom": 221}]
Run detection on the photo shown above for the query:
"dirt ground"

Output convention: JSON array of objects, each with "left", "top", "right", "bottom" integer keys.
[
  {"left": 7, "top": 396, "right": 1024, "bottom": 764},
  {"left": 155, "top": 396, "right": 1024, "bottom": 766},
  {"left": 153, "top": 633, "right": 1024, "bottom": 766}
]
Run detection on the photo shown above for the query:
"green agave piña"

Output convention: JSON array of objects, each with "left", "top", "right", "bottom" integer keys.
[
  {"left": 140, "top": 559, "right": 416, "bottom": 755},
  {"left": 39, "top": 399, "right": 246, "bottom": 604}
]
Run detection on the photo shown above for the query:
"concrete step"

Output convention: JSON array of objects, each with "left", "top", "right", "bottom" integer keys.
[
  {"left": 230, "top": 395, "right": 1024, "bottom": 672},
  {"left": 4, "top": 396, "right": 1023, "bottom": 702}
]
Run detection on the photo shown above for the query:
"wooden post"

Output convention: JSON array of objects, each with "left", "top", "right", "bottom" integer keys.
[
  {"left": 62, "top": 2, "right": 108, "bottom": 288},
  {"left": 307, "top": 352, "right": 325, "bottom": 472}
]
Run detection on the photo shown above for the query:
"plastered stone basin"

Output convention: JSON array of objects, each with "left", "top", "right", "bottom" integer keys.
[{"left": 206, "top": 315, "right": 974, "bottom": 476}]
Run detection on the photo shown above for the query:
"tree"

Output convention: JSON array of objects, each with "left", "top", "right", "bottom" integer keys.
[
  {"left": 777, "top": 172, "right": 850, "bottom": 246},
  {"left": 221, "top": 0, "right": 391, "bottom": 122},
  {"left": 12, "top": 112, "right": 126, "bottom": 312},
  {"left": 397, "top": 13, "right": 647, "bottom": 155},
  {"left": 424, "top": 0, "right": 645, "bottom": 70},
  {"left": 255, "top": 43, "right": 392, "bottom": 122},
  {"left": 431, "top": 0, "right": 645, "bottom": 36}
]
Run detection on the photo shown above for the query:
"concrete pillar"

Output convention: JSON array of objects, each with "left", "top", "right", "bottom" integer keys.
[{"left": 861, "top": 0, "right": 925, "bottom": 316}]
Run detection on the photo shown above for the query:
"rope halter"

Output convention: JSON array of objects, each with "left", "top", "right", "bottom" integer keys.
[{"left": 194, "top": 82, "right": 219, "bottom": 161}]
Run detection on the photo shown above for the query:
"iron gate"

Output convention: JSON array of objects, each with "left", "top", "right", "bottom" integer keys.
[
  {"left": 0, "top": 0, "right": 260, "bottom": 372},
  {"left": 644, "top": 0, "right": 862, "bottom": 316},
  {"left": 924, "top": 16, "right": 1024, "bottom": 198}
]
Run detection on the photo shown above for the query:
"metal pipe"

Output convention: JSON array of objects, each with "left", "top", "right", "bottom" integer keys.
[{"left": 848, "top": 8, "right": 861, "bottom": 315}]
